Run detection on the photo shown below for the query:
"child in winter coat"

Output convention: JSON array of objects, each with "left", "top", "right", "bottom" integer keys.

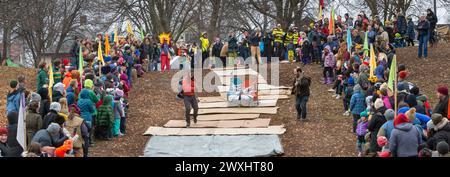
[
  {"left": 113, "top": 89, "right": 125, "bottom": 137},
  {"left": 95, "top": 95, "right": 114, "bottom": 140},
  {"left": 120, "top": 73, "right": 130, "bottom": 98},
  {"left": 343, "top": 74, "right": 354, "bottom": 116},
  {"left": 356, "top": 111, "right": 369, "bottom": 157},
  {"left": 350, "top": 84, "right": 366, "bottom": 133},
  {"left": 301, "top": 39, "right": 313, "bottom": 65},
  {"left": 322, "top": 46, "right": 336, "bottom": 85},
  {"left": 287, "top": 39, "right": 296, "bottom": 63}
]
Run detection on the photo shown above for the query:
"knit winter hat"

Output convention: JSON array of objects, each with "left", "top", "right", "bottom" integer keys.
[
  {"left": 437, "top": 141, "right": 449, "bottom": 155},
  {"left": 405, "top": 94, "right": 418, "bottom": 107},
  {"left": 432, "top": 113, "right": 444, "bottom": 125},
  {"left": 399, "top": 71, "right": 408, "bottom": 80},
  {"left": 405, "top": 108, "right": 416, "bottom": 122},
  {"left": 10, "top": 80, "right": 18, "bottom": 88},
  {"left": 63, "top": 58, "right": 70, "bottom": 66},
  {"left": 384, "top": 109, "right": 395, "bottom": 121},
  {"left": 84, "top": 79, "right": 94, "bottom": 89},
  {"left": 437, "top": 86, "right": 449, "bottom": 96},
  {"left": 360, "top": 111, "right": 369, "bottom": 118},
  {"left": 0, "top": 127, "right": 7, "bottom": 135},
  {"left": 378, "top": 151, "right": 391, "bottom": 157},
  {"left": 348, "top": 77, "right": 355, "bottom": 86},
  {"left": 53, "top": 83, "right": 65, "bottom": 95},
  {"left": 50, "top": 102, "right": 61, "bottom": 112},
  {"left": 374, "top": 98, "right": 384, "bottom": 110},
  {"left": 46, "top": 123, "right": 61, "bottom": 136},
  {"left": 30, "top": 92, "right": 42, "bottom": 103},
  {"left": 394, "top": 114, "right": 410, "bottom": 127},
  {"left": 377, "top": 136, "right": 388, "bottom": 147},
  {"left": 115, "top": 89, "right": 124, "bottom": 97}
]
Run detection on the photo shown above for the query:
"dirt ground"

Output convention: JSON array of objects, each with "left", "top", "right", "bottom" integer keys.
[{"left": 1, "top": 44, "right": 449, "bottom": 157}]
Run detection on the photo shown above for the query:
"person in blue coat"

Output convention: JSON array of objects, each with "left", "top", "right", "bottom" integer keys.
[
  {"left": 350, "top": 84, "right": 366, "bottom": 133},
  {"left": 398, "top": 105, "right": 430, "bottom": 130}
]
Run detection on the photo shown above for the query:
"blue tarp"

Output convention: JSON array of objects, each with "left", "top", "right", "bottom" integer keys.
[{"left": 144, "top": 135, "right": 284, "bottom": 157}]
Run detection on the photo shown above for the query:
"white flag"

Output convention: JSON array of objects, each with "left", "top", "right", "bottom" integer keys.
[{"left": 17, "top": 93, "right": 27, "bottom": 150}]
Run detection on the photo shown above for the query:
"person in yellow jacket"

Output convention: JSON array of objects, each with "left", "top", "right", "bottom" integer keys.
[
  {"left": 272, "top": 24, "right": 285, "bottom": 60},
  {"left": 200, "top": 32, "right": 210, "bottom": 66}
]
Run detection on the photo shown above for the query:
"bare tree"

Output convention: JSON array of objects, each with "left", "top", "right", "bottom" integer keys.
[
  {"left": 0, "top": 0, "right": 24, "bottom": 65},
  {"left": 249, "top": 0, "right": 309, "bottom": 30},
  {"left": 16, "top": 0, "right": 86, "bottom": 67}
]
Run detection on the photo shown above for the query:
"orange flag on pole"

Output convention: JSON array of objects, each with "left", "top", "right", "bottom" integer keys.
[{"left": 105, "top": 33, "right": 110, "bottom": 56}]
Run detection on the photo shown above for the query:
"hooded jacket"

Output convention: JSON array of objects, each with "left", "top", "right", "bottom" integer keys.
[
  {"left": 77, "top": 89, "right": 96, "bottom": 123},
  {"left": 389, "top": 122, "right": 421, "bottom": 157},
  {"left": 6, "top": 90, "right": 21, "bottom": 115},
  {"left": 322, "top": 46, "right": 336, "bottom": 68},
  {"left": 96, "top": 95, "right": 114, "bottom": 127},
  {"left": 427, "top": 119, "right": 450, "bottom": 151},
  {"left": 350, "top": 85, "right": 366, "bottom": 115}
]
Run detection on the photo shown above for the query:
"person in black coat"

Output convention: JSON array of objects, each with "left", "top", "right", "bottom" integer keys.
[
  {"left": 426, "top": 9, "right": 438, "bottom": 45},
  {"left": 6, "top": 112, "right": 23, "bottom": 157},
  {"left": 427, "top": 114, "right": 450, "bottom": 151},
  {"left": 262, "top": 31, "right": 274, "bottom": 63},
  {"left": 301, "top": 39, "right": 313, "bottom": 65},
  {"left": 367, "top": 99, "right": 387, "bottom": 155},
  {"left": 404, "top": 94, "right": 427, "bottom": 115},
  {"left": 212, "top": 38, "right": 224, "bottom": 66}
]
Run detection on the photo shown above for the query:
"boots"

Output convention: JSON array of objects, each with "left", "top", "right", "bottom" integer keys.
[
  {"left": 322, "top": 77, "right": 327, "bottom": 84},
  {"left": 327, "top": 77, "right": 334, "bottom": 85}
]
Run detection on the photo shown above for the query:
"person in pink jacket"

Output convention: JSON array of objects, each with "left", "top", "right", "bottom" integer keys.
[{"left": 322, "top": 45, "right": 336, "bottom": 84}]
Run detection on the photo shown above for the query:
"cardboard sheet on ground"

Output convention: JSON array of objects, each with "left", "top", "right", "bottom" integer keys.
[
  {"left": 198, "top": 99, "right": 277, "bottom": 108},
  {"left": 143, "top": 125, "right": 286, "bottom": 136},
  {"left": 144, "top": 135, "right": 284, "bottom": 157},
  {"left": 163, "top": 119, "right": 271, "bottom": 128},
  {"left": 198, "top": 95, "right": 289, "bottom": 103},
  {"left": 192, "top": 107, "right": 279, "bottom": 115},
  {"left": 197, "top": 114, "right": 260, "bottom": 121}
]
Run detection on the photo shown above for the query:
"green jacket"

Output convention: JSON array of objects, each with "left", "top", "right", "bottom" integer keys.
[
  {"left": 37, "top": 69, "right": 48, "bottom": 91},
  {"left": 96, "top": 95, "right": 114, "bottom": 127}
]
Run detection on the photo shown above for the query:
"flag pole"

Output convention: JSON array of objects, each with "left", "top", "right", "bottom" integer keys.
[{"left": 394, "top": 58, "right": 398, "bottom": 119}]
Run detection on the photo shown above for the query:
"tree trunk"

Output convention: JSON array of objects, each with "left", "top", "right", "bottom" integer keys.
[
  {"left": 1, "top": 25, "right": 11, "bottom": 66},
  {"left": 208, "top": 0, "right": 221, "bottom": 42}
]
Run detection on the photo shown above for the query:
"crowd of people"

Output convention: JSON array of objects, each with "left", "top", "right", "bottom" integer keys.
[
  {"left": 1, "top": 31, "right": 151, "bottom": 157},
  {"left": 290, "top": 9, "right": 449, "bottom": 157},
  {"left": 1, "top": 7, "right": 448, "bottom": 157}
]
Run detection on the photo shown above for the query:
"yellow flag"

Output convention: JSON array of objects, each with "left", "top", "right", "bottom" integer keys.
[
  {"left": 48, "top": 63, "right": 54, "bottom": 102},
  {"left": 369, "top": 44, "right": 376, "bottom": 78},
  {"left": 126, "top": 21, "right": 134, "bottom": 36},
  {"left": 105, "top": 33, "right": 110, "bottom": 56},
  {"left": 98, "top": 41, "right": 105, "bottom": 65}
]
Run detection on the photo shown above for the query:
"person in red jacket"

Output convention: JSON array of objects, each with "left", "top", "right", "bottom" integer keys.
[{"left": 182, "top": 71, "right": 198, "bottom": 128}]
